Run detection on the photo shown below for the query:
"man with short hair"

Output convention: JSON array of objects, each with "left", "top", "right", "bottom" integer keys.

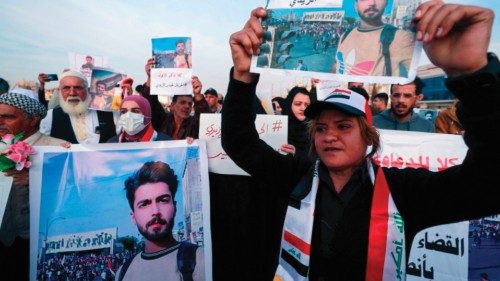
[
  {"left": 373, "top": 77, "right": 435, "bottom": 132},
  {"left": 204, "top": 88, "right": 222, "bottom": 113},
  {"left": 116, "top": 161, "right": 204, "bottom": 281},
  {"left": 164, "top": 93, "right": 205, "bottom": 139},
  {"left": 0, "top": 93, "right": 66, "bottom": 280},
  {"left": 334, "top": 0, "right": 415, "bottom": 77},
  {"left": 40, "top": 70, "right": 117, "bottom": 144},
  {"left": 371, "top": 92, "right": 388, "bottom": 115}
]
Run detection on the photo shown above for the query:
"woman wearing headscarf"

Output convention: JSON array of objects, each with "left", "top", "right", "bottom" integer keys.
[
  {"left": 107, "top": 95, "right": 171, "bottom": 143},
  {"left": 279, "top": 87, "right": 312, "bottom": 160}
]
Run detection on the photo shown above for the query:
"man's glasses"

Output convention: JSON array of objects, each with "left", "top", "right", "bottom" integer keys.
[{"left": 61, "top": 85, "right": 85, "bottom": 93}]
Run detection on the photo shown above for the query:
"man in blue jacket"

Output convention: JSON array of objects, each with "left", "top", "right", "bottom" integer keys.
[{"left": 373, "top": 77, "right": 435, "bottom": 132}]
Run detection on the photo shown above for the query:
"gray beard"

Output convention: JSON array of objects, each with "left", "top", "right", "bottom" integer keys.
[{"left": 59, "top": 95, "right": 91, "bottom": 116}]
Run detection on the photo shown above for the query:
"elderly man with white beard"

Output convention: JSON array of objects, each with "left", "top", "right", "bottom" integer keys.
[{"left": 40, "top": 71, "right": 117, "bottom": 144}]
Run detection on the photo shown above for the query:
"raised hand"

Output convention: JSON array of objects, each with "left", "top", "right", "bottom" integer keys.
[
  {"left": 229, "top": 7, "right": 267, "bottom": 83},
  {"left": 415, "top": 0, "right": 493, "bottom": 76}
]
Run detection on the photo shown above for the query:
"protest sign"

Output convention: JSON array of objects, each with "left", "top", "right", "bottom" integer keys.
[
  {"left": 251, "top": 0, "right": 422, "bottom": 84},
  {"left": 199, "top": 113, "right": 288, "bottom": 175},
  {"left": 151, "top": 37, "right": 193, "bottom": 96},
  {"left": 29, "top": 141, "right": 212, "bottom": 281},
  {"left": 377, "top": 130, "right": 499, "bottom": 280}
]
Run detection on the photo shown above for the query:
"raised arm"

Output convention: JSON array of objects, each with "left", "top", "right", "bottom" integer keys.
[
  {"left": 141, "top": 58, "right": 167, "bottom": 131},
  {"left": 392, "top": 1, "right": 500, "bottom": 231},
  {"left": 222, "top": 7, "right": 309, "bottom": 190},
  {"left": 229, "top": 7, "right": 267, "bottom": 83},
  {"left": 37, "top": 73, "right": 49, "bottom": 108}
]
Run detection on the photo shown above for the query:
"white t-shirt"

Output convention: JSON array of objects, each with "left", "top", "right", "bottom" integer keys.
[{"left": 116, "top": 243, "right": 205, "bottom": 281}]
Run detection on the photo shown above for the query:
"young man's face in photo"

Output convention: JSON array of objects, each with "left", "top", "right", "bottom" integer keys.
[
  {"left": 176, "top": 42, "right": 185, "bottom": 54},
  {"left": 131, "top": 182, "right": 175, "bottom": 243},
  {"left": 97, "top": 83, "right": 106, "bottom": 95},
  {"left": 356, "top": 0, "right": 387, "bottom": 22}
]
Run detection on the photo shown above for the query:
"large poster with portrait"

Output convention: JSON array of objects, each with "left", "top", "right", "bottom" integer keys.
[
  {"left": 29, "top": 141, "right": 212, "bottom": 281},
  {"left": 251, "top": 0, "right": 423, "bottom": 84}
]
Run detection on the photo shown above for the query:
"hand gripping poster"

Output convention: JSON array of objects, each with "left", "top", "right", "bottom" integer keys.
[{"left": 29, "top": 141, "right": 212, "bottom": 281}]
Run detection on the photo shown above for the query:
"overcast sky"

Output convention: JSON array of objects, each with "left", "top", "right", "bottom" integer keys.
[{"left": 0, "top": 0, "right": 498, "bottom": 97}]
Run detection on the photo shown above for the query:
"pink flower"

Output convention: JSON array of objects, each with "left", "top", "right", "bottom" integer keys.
[
  {"left": 0, "top": 134, "right": 15, "bottom": 153},
  {"left": 5, "top": 141, "right": 36, "bottom": 171},
  {"left": 0, "top": 132, "right": 36, "bottom": 172},
  {"left": 1, "top": 134, "right": 15, "bottom": 144}
]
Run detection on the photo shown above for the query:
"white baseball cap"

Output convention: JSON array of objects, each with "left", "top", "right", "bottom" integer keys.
[{"left": 305, "top": 88, "right": 368, "bottom": 119}]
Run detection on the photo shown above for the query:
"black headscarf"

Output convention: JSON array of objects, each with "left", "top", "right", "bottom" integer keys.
[{"left": 281, "top": 86, "right": 312, "bottom": 159}]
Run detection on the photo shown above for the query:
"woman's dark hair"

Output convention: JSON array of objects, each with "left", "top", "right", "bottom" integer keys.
[
  {"left": 271, "top": 97, "right": 285, "bottom": 111},
  {"left": 281, "top": 86, "right": 311, "bottom": 119}
]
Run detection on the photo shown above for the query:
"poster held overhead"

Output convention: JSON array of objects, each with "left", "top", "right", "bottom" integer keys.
[{"left": 251, "top": 0, "right": 423, "bottom": 84}]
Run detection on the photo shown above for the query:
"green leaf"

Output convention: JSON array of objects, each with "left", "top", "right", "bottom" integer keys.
[
  {"left": 0, "top": 156, "right": 15, "bottom": 172},
  {"left": 13, "top": 132, "right": 25, "bottom": 143}
]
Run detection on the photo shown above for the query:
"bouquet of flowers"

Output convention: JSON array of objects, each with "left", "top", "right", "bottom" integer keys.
[{"left": 0, "top": 133, "right": 36, "bottom": 172}]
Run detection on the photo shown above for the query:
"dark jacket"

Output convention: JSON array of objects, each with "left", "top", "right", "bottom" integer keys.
[
  {"left": 209, "top": 173, "right": 288, "bottom": 281},
  {"left": 141, "top": 84, "right": 210, "bottom": 139},
  {"left": 50, "top": 107, "right": 116, "bottom": 144},
  {"left": 221, "top": 69, "right": 500, "bottom": 280}
]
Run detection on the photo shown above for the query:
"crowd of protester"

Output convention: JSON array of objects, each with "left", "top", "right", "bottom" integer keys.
[{"left": 1, "top": 0, "right": 499, "bottom": 280}]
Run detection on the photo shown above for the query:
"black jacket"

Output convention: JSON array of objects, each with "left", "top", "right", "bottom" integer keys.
[{"left": 221, "top": 68, "right": 500, "bottom": 280}]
